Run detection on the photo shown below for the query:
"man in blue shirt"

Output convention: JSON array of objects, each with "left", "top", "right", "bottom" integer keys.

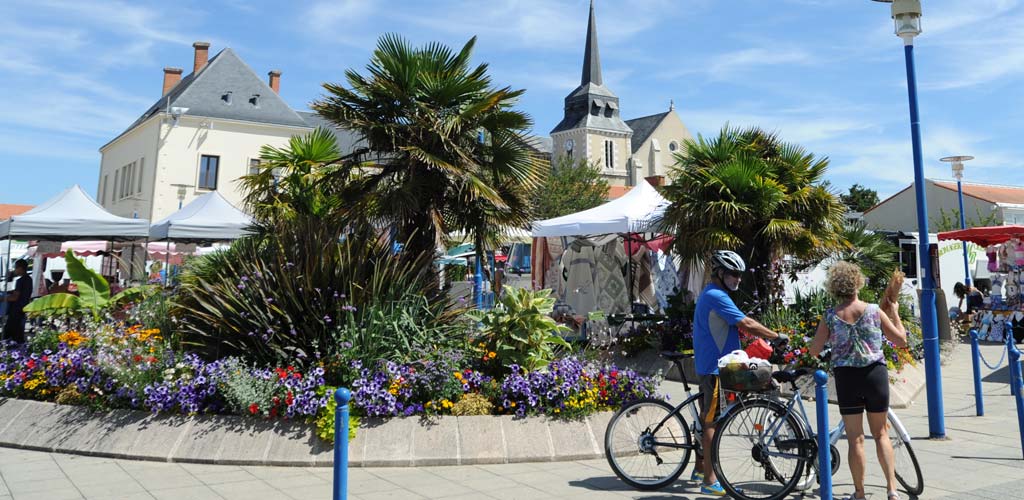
[{"left": 691, "top": 250, "right": 785, "bottom": 496}]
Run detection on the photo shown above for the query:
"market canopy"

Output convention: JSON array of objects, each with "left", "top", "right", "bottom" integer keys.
[
  {"left": 0, "top": 185, "right": 149, "bottom": 241},
  {"left": 531, "top": 180, "right": 670, "bottom": 237},
  {"left": 938, "top": 225, "right": 1024, "bottom": 247},
  {"left": 149, "top": 191, "right": 253, "bottom": 242}
]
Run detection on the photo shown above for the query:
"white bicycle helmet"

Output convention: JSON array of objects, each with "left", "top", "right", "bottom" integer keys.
[{"left": 711, "top": 250, "right": 746, "bottom": 273}]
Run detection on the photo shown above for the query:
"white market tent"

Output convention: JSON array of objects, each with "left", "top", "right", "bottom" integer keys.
[
  {"left": 149, "top": 191, "right": 253, "bottom": 243},
  {"left": 531, "top": 180, "right": 670, "bottom": 237},
  {"left": 0, "top": 185, "right": 149, "bottom": 241}
]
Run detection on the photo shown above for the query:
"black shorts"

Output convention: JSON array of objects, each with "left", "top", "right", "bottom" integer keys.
[
  {"left": 698, "top": 374, "right": 720, "bottom": 425},
  {"left": 834, "top": 362, "right": 889, "bottom": 415}
]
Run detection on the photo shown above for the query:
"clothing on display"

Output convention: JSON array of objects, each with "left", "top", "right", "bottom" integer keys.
[
  {"left": 594, "top": 238, "right": 629, "bottom": 315},
  {"left": 652, "top": 250, "right": 681, "bottom": 310}
]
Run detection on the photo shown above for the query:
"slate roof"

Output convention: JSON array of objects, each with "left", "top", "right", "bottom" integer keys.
[
  {"left": 103, "top": 48, "right": 309, "bottom": 150},
  {"left": 624, "top": 111, "right": 670, "bottom": 153},
  {"left": 296, "top": 112, "right": 367, "bottom": 154}
]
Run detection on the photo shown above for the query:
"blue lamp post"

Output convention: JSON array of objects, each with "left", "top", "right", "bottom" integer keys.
[
  {"left": 941, "top": 155, "right": 975, "bottom": 286},
  {"left": 872, "top": 0, "right": 945, "bottom": 438},
  {"left": 474, "top": 130, "right": 486, "bottom": 310}
]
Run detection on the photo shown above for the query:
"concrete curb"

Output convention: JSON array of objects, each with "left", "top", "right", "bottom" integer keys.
[{"left": 0, "top": 398, "right": 613, "bottom": 467}]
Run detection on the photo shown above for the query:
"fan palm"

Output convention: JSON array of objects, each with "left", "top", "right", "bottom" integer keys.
[
  {"left": 660, "top": 126, "right": 846, "bottom": 302},
  {"left": 312, "top": 34, "right": 544, "bottom": 263},
  {"left": 833, "top": 222, "right": 898, "bottom": 286}
]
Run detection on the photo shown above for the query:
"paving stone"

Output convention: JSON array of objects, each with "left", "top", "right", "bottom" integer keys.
[
  {"left": 411, "top": 416, "right": 459, "bottom": 466},
  {"left": 546, "top": 416, "right": 601, "bottom": 461},
  {"left": 208, "top": 478, "right": 292, "bottom": 500},
  {"left": 359, "top": 417, "right": 415, "bottom": 467},
  {"left": 124, "top": 468, "right": 203, "bottom": 491},
  {"left": 148, "top": 485, "right": 222, "bottom": 500},
  {"left": 214, "top": 417, "right": 277, "bottom": 465},
  {"left": 84, "top": 409, "right": 163, "bottom": 460},
  {"left": 263, "top": 419, "right": 332, "bottom": 467},
  {"left": 170, "top": 414, "right": 228, "bottom": 464},
  {"left": 0, "top": 399, "right": 66, "bottom": 451},
  {"left": 13, "top": 488, "right": 83, "bottom": 500},
  {"left": 456, "top": 415, "right": 505, "bottom": 465},
  {"left": 125, "top": 414, "right": 194, "bottom": 462},
  {"left": 497, "top": 415, "right": 552, "bottom": 463}
]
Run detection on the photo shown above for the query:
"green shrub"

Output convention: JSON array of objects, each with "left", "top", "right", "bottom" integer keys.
[
  {"left": 27, "top": 327, "right": 61, "bottom": 353},
  {"left": 315, "top": 386, "right": 360, "bottom": 444},
  {"left": 466, "top": 287, "right": 571, "bottom": 372},
  {"left": 219, "top": 358, "right": 280, "bottom": 416},
  {"left": 451, "top": 392, "right": 494, "bottom": 416},
  {"left": 24, "top": 250, "right": 153, "bottom": 320}
]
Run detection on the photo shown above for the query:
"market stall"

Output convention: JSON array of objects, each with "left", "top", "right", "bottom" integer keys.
[
  {"left": 149, "top": 191, "right": 253, "bottom": 283},
  {"left": 939, "top": 225, "right": 1024, "bottom": 343}
]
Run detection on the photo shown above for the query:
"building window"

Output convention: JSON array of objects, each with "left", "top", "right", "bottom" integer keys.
[
  {"left": 249, "top": 94, "right": 260, "bottom": 107},
  {"left": 899, "top": 242, "right": 918, "bottom": 279},
  {"left": 102, "top": 175, "right": 108, "bottom": 205},
  {"left": 248, "top": 158, "right": 262, "bottom": 176},
  {"left": 669, "top": 141, "right": 678, "bottom": 152},
  {"left": 604, "top": 140, "right": 614, "bottom": 169},
  {"left": 198, "top": 155, "right": 220, "bottom": 190},
  {"left": 137, "top": 158, "right": 145, "bottom": 194}
]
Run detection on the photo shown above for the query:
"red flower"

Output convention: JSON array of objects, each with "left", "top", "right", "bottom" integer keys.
[
  {"left": 41, "top": 356, "right": 48, "bottom": 363},
  {"left": 292, "top": 372, "right": 301, "bottom": 379},
  {"left": 249, "top": 403, "right": 259, "bottom": 415},
  {"left": 610, "top": 370, "right": 618, "bottom": 378},
  {"left": 285, "top": 392, "right": 294, "bottom": 406},
  {"left": 133, "top": 355, "right": 143, "bottom": 363},
  {"left": 269, "top": 407, "right": 278, "bottom": 418},
  {"left": 286, "top": 365, "right": 295, "bottom": 372},
  {"left": 147, "top": 356, "right": 157, "bottom": 364},
  {"left": 599, "top": 390, "right": 608, "bottom": 398},
  {"left": 25, "top": 360, "right": 36, "bottom": 370}
]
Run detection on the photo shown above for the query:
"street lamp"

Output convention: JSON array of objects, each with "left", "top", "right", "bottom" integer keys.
[
  {"left": 872, "top": 0, "right": 946, "bottom": 439},
  {"left": 941, "top": 155, "right": 975, "bottom": 286}
]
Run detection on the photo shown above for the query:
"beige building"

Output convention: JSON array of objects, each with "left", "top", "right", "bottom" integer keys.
[
  {"left": 862, "top": 179, "right": 1024, "bottom": 232},
  {"left": 98, "top": 42, "right": 315, "bottom": 221},
  {"left": 550, "top": 2, "right": 693, "bottom": 191}
]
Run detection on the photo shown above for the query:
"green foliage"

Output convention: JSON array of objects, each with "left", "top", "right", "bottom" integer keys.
[
  {"left": 27, "top": 327, "right": 62, "bottom": 353},
  {"left": 451, "top": 392, "right": 495, "bottom": 416},
  {"left": 533, "top": 156, "right": 610, "bottom": 220},
  {"left": 312, "top": 34, "right": 545, "bottom": 260},
  {"left": 840, "top": 183, "right": 880, "bottom": 212},
  {"left": 833, "top": 223, "right": 898, "bottom": 288},
  {"left": 315, "top": 386, "right": 360, "bottom": 444},
  {"left": 931, "top": 206, "right": 1001, "bottom": 232},
  {"left": 662, "top": 126, "right": 847, "bottom": 303},
  {"left": 219, "top": 358, "right": 281, "bottom": 416},
  {"left": 24, "top": 250, "right": 153, "bottom": 319},
  {"left": 466, "top": 287, "right": 571, "bottom": 372},
  {"left": 126, "top": 290, "right": 179, "bottom": 346}
]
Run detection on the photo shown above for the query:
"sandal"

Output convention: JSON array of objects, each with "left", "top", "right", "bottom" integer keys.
[
  {"left": 888, "top": 493, "right": 900, "bottom": 500},
  {"left": 845, "top": 494, "right": 866, "bottom": 500}
]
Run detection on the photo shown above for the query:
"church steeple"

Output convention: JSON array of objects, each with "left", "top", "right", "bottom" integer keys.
[{"left": 581, "top": 0, "right": 602, "bottom": 86}]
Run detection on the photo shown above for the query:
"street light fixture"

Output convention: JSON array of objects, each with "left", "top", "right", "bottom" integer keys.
[
  {"left": 871, "top": 0, "right": 946, "bottom": 439},
  {"left": 941, "top": 155, "right": 975, "bottom": 286}
]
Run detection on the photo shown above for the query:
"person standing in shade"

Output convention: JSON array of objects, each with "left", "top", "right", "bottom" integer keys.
[
  {"left": 3, "top": 260, "right": 34, "bottom": 344},
  {"left": 809, "top": 261, "right": 907, "bottom": 500},
  {"left": 691, "top": 250, "right": 785, "bottom": 496}
]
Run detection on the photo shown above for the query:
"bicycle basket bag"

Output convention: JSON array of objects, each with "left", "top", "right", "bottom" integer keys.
[{"left": 719, "top": 362, "right": 773, "bottom": 392}]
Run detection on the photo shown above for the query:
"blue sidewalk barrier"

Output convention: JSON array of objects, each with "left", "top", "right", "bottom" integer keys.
[
  {"left": 970, "top": 330, "right": 984, "bottom": 416},
  {"left": 333, "top": 387, "right": 351, "bottom": 500},
  {"left": 814, "top": 370, "right": 832, "bottom": 500},
  {"left": 1008, "top": 343, "right": 1024, "bottom": 459}
]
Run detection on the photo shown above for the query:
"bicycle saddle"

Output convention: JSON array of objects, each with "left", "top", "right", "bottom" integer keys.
[
  {"left": 772, "top": 368, "right": 810, "bottom": 383},
  {"left": 660, "top": 351, "right": 693, "bottom": 361}
]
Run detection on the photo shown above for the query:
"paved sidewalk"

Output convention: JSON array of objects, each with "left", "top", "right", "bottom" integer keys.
[{"left": 0, "top": 341, "right": 1021, "bottom": 499}]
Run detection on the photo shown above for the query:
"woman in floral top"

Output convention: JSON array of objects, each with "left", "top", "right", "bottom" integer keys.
[{"left": 809, "top": 261, "right": 907, "bottom": 500}]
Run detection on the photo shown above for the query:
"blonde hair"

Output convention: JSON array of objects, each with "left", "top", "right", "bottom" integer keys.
[{"left": 826, "top": 261, "right": 865, "bottom": 300}]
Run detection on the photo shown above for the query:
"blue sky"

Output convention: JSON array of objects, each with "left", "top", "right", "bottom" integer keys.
[{"left": 1, "top": 0, "right": 1022, "bottom": 206}]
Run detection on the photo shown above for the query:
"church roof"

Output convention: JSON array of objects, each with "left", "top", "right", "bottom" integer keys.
[
  {"left": 581, "top": 0, "right": 602, "bottom": 87},
  {"left": 104, "top": 48, "right": 309, "bottom": 150},
  {"left": 624, "top": 111, "right": 671, "bottom": 153}
]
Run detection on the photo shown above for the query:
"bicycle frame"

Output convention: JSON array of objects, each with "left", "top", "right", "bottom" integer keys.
[{"left": 648, "top": 389, "right": 704, "bottom": 451}]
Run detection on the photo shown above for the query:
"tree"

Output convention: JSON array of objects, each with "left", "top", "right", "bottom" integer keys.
[
  {"left": 312, "top": 34, "right": 544, "bottom": 263},
  {"left": 931, "top": 206, "right": 1001, "bottom": 232},
  {"left": 660, "top": 126, "right": 847, "bottom": 304},
  {"left": 533, "top": 156, "right": 610, "bottom": 220},
  {"left": 840, "top": 183, "right": 880, "bottom": 212},
  {"left": 832, "top": 222, "right": 898, "bottom": 288}
]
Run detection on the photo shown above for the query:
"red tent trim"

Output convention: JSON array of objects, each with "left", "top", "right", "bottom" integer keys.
[{"left": 937, "top": 225, "right": 1024, "bottom": 247}]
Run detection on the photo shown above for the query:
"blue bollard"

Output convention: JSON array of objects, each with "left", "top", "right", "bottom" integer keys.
[
  {"left": 333, "top": 387, "right": 351, "bottom": 500},
  {"left": 1010, "top": 334, "right": 1018, "bottom": 397},
  {"left": 1009, "top": 344, "right": 1024, "bottom": 460},
  {"left": 970, "top": 330, "right": 984, "bottom": 416},
  {"left": 814, "top": 370, "right": 832, "bottom": 500}
]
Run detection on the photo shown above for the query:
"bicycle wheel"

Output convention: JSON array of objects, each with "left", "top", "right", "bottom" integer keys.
[
  {"left": 712, "top": 399, "right": 807, "bottom": 500},
  {"left": 888, "top": 414, "right": 924, "bottom": 496},
  {"left": 605, "top": 398, "right": 692, "bottom": 490}
]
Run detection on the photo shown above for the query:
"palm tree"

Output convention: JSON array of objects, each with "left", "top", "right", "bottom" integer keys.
[
  {"left": 833, "top": 222, "right": 898, "bottom": 287},
  {"left": 660, "top": 126, "right": 846, "bottom": 303},
  {"left": 312, "top": 34, "right": 544, "bottom": 263}
]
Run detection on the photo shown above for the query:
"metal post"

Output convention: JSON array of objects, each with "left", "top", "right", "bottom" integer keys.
[
  {"left": 814, "top": 370, "right": 833, "bottom": 500},
  {"left": 1007, "top": 343, "right": 1024, "bottom": 459},
  {"left": 333, "top": 387, "right": 351, "bottom": 500},
  {"left": 474, "top": 130, "right": 485, "bottom": 310},
  {"left": 1010, "top": 333, "right": 1019, "bottom": 397},
  {"left": 903, "top": 40, "right": 945, "bottom": 438},
  {"left": 970, "top": 329, "right": 984, "bottom": 416},
  {"left": 956, "top": 180, "right": 971, "bottom": 286}
]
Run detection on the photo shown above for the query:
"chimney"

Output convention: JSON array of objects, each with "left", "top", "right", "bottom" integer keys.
[
  {"left": 645, "top": 175, "right": 666, "bottom": 187},
  {"left": 192, "top": 41, "right": 211, "bottom": 74},
  {"left": 268, "top": 70, "right": 281, "bottom": 93},
  {"left": 162, "top": 67, "right": 183, "bottom": 95}
]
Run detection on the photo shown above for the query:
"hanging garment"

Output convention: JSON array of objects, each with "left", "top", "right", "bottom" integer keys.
[
  {"left": 594, "top": 238, "right": 629, "bottom": 315},
  {"left": 562, "top": 242, "right": 598, "bottom": 316},
  {"left": 987, "top": 245, "right": 999, "bottom": 272},
  {"left": 991, "top": 314, "right": 1006, "bottom": 342},
  {"left": 652, "top": 249, "right": 682, "bottom": 311},
  {"left": 531, "top": 237, "right": 547, "bottom": 290},
  {"left": 1012, "top": 312, "right": 1024, "bottom": 344},
  {"left": 547, "top": 237, "right": 566, "bottom": 298},
  {"left": 631, "top": 247, "right": 656, "bottom": 311},
  {"left": 1000, "top": 243, "right": 1013, "bottom": 272},
  {"left": 1016, "top": 239, "right": 1024, "bottom": 266}
]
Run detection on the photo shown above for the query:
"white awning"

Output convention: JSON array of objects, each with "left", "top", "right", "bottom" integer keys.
[
  {"left": 531, "top": 181, "right": 670, "bottom": 237},
  {"left": 149, "top": 191, "right": 253, "bottom": 242},
  {"left": 0, "top": 185, "right": 149, "bottom": 241}
]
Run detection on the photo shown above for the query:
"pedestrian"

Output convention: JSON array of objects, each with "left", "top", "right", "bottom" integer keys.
[
  {"left": 691, "top": 250, "right": 786, "bottom": 496},
  {"left": 953, "top": 281, "right": 984, "bottom": 318},
  {"left": 3, "top": 260, "right": 34, "bottom": 344},
  {"left": 809, "top": 261, "right": 908, "bottom": 500}
]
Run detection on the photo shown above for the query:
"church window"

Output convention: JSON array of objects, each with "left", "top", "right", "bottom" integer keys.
[
  {"left": 669, "top": 141, "right": 679, "bottom": 152},
  {"left": 604, "top": 140, "right": 614, "bottom": 169}
]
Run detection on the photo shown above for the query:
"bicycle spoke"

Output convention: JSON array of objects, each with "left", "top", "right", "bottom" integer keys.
[
  {"left": 714, "top": 400, "right": 805, "bottom": 500},
  {"left": 606, "top": 400, "right": 692, "bottom": 490}
]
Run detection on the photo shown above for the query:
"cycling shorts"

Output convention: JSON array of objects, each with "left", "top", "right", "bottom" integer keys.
[{"left": 834, "top": 362, "right": 889, "bottom": 415}]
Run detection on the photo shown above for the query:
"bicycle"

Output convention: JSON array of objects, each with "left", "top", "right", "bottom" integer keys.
[
  {"left": 604, "top": 351, "right": 707, "bottom": 490},
  {"left": 710, "top": 365, "right": 924, "bottom": 500}
]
